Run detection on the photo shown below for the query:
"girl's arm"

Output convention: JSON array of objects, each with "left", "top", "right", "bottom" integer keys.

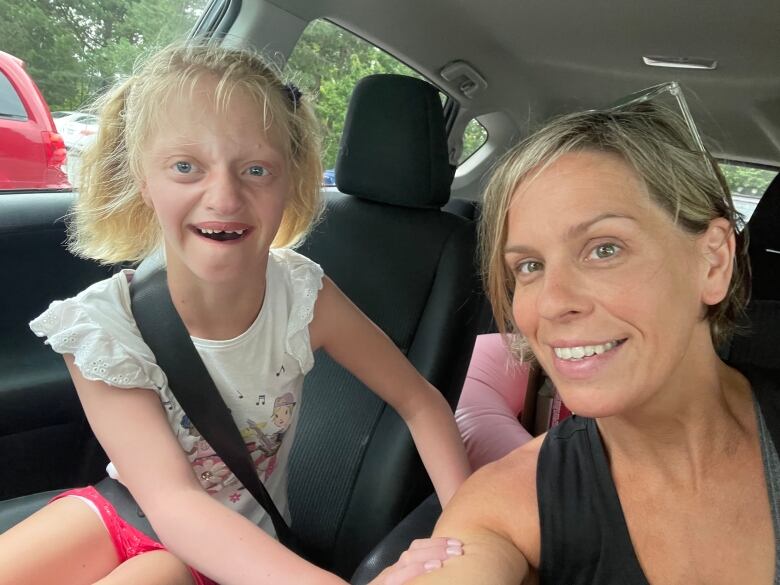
[
  {"left": 63, "top": 354, "right": 346, "bottom": 585},
  {"left": 309, "top": 277, "right": 471, "bottom": 506}
]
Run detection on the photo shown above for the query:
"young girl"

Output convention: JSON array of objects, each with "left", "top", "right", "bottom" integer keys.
[{"left": 0, "top": 42, "right": 469, "bottom": 585}]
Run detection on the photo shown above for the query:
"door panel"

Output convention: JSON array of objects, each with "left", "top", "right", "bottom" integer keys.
[{"left": 0, "top": 193, "right": 112, "bottom": 499}]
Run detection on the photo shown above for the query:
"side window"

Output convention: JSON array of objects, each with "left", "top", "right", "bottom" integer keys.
[
  {"left": 719, "top": 162, "right": 778, "bottom": 222},
  {"left": 459, "top": 118, "right": 488, "bottom": 164},
  {"left": 0, "top": 1, "right": 209, "bottom": 193},
  {"left": 0, "top": 71, "right": 27, "bottom": 119},
  {"left": 286, "top": 20, "right": 427, "bottom": 180}
]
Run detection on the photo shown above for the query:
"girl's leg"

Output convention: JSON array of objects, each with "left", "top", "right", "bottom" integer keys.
[
  {"left": 92, "top": 550, "right": 195, "bottom": 585},
  {"left": 0, "top": 496, "right": 119, "bottom": 585}
]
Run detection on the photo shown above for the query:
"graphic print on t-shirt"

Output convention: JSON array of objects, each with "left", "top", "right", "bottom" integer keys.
[{"left": 180, "top": 392, "right": 298, "bottom": 497}]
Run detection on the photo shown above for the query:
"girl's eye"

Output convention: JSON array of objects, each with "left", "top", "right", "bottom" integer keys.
[
  {"left": 247, "top": 165, "right": 269, "bottom": 177},
  {"left": 589, "top": 243, "right": 620, "bottom": 260},
  {"left": 174, "top": 161, "right": 193, "bottom": 174},
  {"left": 517, "top": 260, "right": 543, "bottom": 275}
]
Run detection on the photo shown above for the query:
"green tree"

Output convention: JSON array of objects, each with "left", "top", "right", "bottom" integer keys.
[
  {"left": 720, "top": 163, "right": 777, "bottom": 197},
  {"left": 287, "top": 20, "right": 420, "bottom": 169},
  {"left": 0, "top": 0, "right": 202, "bottom": 111}
]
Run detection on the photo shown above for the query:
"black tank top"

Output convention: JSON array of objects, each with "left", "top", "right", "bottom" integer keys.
[{"left": 536, "top": 364, "right": 780, "bottom": 585}]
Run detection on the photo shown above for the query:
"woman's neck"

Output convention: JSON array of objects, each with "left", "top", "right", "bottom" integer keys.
[{"left": 596, "top": 352, "right": 755, "bottom": 487}]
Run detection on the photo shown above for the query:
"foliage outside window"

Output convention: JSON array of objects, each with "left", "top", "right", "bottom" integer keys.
[
  {"left": 719, "top": 162, "right": 778, "bottom": 223},
  {"left": 459, "top": 119, "right": 487, "bottom": 164},
  {"left": 287, "top": 20, "right": 426, "bottom": 172},
  {"left": 0, "top": 0, "right": 206, "bottom": 112}
]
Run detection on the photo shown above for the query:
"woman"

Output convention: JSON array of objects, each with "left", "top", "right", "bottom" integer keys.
[{"left": 411, "top": 97, "right": 778, "bottom": 584}]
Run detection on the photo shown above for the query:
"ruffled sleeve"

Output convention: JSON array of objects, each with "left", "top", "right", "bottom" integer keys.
[
  {"left": 29, "top": 270, "right": 167, "bottom": 391},
  {"left": 270, "top": 248, "right": 324, "bottom": 374}
]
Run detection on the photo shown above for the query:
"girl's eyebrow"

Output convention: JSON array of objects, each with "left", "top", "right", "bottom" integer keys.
[{"left": 504, "top": 213, "right": 638, "bottom": 256}]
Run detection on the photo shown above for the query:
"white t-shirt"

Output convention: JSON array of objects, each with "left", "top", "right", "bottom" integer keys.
[{"left": 30, "top": 248, "right": 324, "bottom": 536}]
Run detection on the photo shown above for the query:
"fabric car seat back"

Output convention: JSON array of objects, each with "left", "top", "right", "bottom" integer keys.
[
  {"left": 287, "top": 74, "right": 482, "bottom": 577},
  {"left": 726, "top": 173, "right": 780, "bottom": 368}
]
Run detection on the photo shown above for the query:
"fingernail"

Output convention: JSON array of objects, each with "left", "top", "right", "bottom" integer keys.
[
  {"left": 424, "top": 559, "right": 442, "bottom": 571},
  {"left": 446, "top": 538, "right": 462, "bottom": 546},
  {"left": 446, "top": 545, "right": 463, "bottom": 556}
]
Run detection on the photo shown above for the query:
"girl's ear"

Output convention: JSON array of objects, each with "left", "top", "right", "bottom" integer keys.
[
  {"left": 138, "top": 179, "right": 153, "bottom": 209},
  {"left": 700, "top": 217, "right": 736, "bottom": 306}
]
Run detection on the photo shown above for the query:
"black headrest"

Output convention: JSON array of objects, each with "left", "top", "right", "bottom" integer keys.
[
  {"left": 335, "top": 74, "right": 454, "bottom": 209},
  {"left": 746, "top": 173, "right": 780, "bottom": 301}
]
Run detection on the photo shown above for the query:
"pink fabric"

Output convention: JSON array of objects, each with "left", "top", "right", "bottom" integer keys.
[
  {"left": 52, "top": 487, "right": 218, "bottom": 585},
  {"left": 455, "top": 334, "right": 533, "bottom": 469}
]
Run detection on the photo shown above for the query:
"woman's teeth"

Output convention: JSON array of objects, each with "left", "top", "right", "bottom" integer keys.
[{"left": 554, "top": 340, "right": 622, "bottom": 361}]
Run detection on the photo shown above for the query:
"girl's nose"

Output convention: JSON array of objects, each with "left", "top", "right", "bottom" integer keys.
[{"left": 203, "top": 169, "right": 244, "bottom": 216}]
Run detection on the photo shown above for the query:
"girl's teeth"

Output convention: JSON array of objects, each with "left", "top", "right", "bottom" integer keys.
[
  {"left": 554, "top": 340, "right": 619, "bottom": 361},
  {"left": 198, "top": 228, "right": 246, "bottom": 235}
]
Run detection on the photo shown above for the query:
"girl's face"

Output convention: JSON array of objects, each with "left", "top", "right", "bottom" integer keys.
[
  {"left": 503, "top": 150, "right": 733, "bottom": 418},
  {"left": 140, "top": 76, "right": 290, "bottom": 286}
]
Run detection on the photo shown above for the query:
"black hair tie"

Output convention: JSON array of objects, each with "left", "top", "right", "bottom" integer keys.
[{"left": 283, "top": 83, "right": 302, "bottom": 109}]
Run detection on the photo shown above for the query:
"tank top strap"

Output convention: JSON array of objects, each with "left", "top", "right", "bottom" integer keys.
[{"left": 537, "top": 415, "right": 650, "bottom": 585}]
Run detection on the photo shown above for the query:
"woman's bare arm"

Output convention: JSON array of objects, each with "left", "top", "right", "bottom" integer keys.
[{"left": 408, "top": 439, "right": 544, "bottom": 585}]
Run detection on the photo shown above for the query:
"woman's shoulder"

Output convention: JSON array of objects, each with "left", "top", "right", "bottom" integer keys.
[
  {"left": 29, "top": 270, "right": 164, "bottom": 391},
  {"left": 441, "top": 434, "right": 544, "bottom": 565}
]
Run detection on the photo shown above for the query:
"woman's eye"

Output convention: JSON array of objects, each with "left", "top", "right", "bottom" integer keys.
[
  {"left": 517, "top": 260, "right": 543, "bottom": 275},
  {"left": 590, "top": 243, "right": 620, "bottom": 260},
  {"left": 174, "top": 161, "right": 193, "bottom": 174},
  {"left": 247, "top": 165, "right": 269, "bottom": 177}
]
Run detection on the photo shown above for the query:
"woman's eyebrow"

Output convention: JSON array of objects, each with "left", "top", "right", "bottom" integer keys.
[
  {"left": 565, "top": 212, "right": 638, "bottom": 239},
  {"left": 504, "top": 213, "right": 638, "bottom": 256}
]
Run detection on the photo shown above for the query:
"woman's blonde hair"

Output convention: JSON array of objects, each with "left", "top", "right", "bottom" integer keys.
[
  {"left": 69, "top": 41, "right": 323, "bottom": 264},
  {"left": 480, "top": 102, "right": 749, "bottom": 359}
]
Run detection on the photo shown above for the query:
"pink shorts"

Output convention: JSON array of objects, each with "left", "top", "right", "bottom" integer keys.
[{"left": 52, "top": 486, "right": 218, "bottom": 585}]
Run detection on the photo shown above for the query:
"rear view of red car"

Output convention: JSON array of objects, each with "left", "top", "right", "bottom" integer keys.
[{"left": 0, "top": 51, "right": 69, "bottom": 190}]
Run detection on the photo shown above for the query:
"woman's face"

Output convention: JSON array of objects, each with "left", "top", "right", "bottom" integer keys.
[{"left": 503, "top": 150, "right": 731, "bottom": 417}]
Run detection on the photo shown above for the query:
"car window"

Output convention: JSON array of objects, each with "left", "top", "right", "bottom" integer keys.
[
  {"left": 0, "top": 0, "right": 210, "bottom": 193},
  {"left": 459, "top": 118, "right": 488, "bottom": 164},
  {"left": 287, "top": 19, "right": 441, "bottom": 183},
  {"left": 719, "top": 162, "right": 778, "bottom": 223},
  {"left": 0, "top": 71, "right": 27, "bottom": 119}
]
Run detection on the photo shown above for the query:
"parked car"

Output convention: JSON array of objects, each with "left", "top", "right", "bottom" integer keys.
[
  {"left": 0, "top": 51, "right": 69, "bottom": 190},
  {"left": 0, "top": 0, "right": 778, "bottom": 582},
  {"left": 54, "top": 111, "right": 98, "bottom": 151},
  {"left": 322, "top": 168, "right": 336, "bottom": 186}
]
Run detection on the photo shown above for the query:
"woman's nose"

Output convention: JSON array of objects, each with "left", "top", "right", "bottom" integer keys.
[{"left": 536, "top": 263, "right": 592, "bottom": 322}]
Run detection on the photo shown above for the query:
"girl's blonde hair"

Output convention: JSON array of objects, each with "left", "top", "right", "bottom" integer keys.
[
  {"left": 69, "top": 41, "right": 323, "bottom": 264},
  {"left": 480, "top": 102, "right": 749, "bottom": 360}
]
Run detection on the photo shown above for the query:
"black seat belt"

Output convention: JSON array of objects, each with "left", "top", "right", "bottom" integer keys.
[{"left": 129, "top": 261, "right": 302, "bottom": 555}]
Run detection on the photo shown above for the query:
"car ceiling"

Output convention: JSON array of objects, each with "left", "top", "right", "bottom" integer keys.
[{"left": 264, "top": 0, "right": 780, "bottom": 167}]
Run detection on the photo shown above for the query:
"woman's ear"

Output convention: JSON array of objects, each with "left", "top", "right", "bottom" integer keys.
[{"left": 700, "top": 217, "right": 736, "bottom": 306}]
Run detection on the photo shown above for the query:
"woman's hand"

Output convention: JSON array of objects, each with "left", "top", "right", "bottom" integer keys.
[{"left": 368, "top": 538, "right": 463, "bottom": 585}]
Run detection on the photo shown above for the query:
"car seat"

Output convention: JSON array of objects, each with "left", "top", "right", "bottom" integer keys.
[
  {"left": 288, "top": 73, "right": 483, "bottom": 577},
  {"left": 724, "top": 172, "right": 780, "bottom": 367}
]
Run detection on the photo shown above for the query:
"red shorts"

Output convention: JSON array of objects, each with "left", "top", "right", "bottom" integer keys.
[{"left": 52, "top": 486, "right": 218, "bottom": 585}]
